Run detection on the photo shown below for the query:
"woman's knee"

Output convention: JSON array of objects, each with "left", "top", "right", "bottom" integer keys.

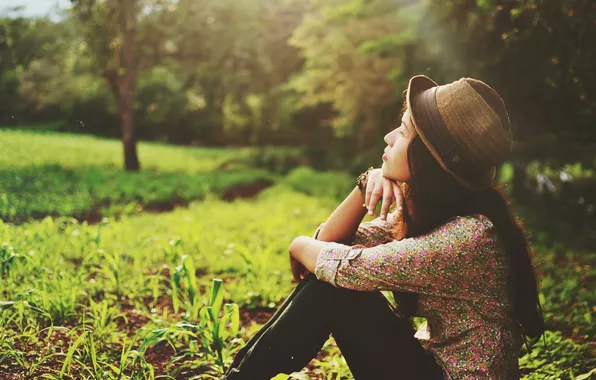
[
  {"left": 300, "top": 275, "right": 352, "bottom": 299},
  {"left": 300, "top": 276, "right": 387, "bottom": 312}
]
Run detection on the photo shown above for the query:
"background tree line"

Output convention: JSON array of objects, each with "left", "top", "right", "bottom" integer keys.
[{"left": 1, "top": 0, "right": 595, "bottom": 171}]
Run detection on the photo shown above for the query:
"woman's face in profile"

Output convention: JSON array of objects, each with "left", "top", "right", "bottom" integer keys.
[{"left": 382, "top": 108, "right": 417, "bottom": 182}]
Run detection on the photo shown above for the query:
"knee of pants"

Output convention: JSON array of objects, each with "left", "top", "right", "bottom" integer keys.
[
  {"left": 300, "top": 277, "right": 348, "bottom": 309},
  {"left": 303, "top": 277, "right": 386, "bottom": 312}
]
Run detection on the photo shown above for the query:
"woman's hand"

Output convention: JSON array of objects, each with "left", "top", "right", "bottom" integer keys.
[
  {"left": 288, "top": 236, "right": 329, "bottom": 282},
  {"left": 289, "top": 236, "right": 310, "bottom": 282},
  {"left": 364, "top": 168, "right": 404, "bottom": 220},
  {"left": 290, "top": 255, "right": 309, "bottom": 282}
]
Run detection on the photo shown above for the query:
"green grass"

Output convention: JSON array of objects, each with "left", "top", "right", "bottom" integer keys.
[
  {"left": 0, "top": 129, "right": 289, "bottom": 223},
  {"left": 0, "top": 129, "right": 254, "bottom": 173},
  {"left": 0, "top": 185, "right": 338, "bottom": 378},
  {"left": 0, "top": 163, "right": 276, "bottom": 223},
  {"left": 1, "top": 184, "right": 594, "bottom": 379},
  {"left": 0, "top": 129, "right": 594, "bottom": 379}
]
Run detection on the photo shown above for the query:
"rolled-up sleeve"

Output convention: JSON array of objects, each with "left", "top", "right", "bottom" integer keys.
[
  {"left": 314, "top": 215, "right": 495, "bottom": 298},
  {"left": 314, "top": 245, "right": 366, "bottom": 284}
]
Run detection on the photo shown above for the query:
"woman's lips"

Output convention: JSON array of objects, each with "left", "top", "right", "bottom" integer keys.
[{"left": 382, "top": 153, "right": 388, "bottom": 161}]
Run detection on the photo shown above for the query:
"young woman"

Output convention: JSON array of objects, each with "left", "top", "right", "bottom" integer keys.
[{"left": 222, "top": 75, "right": 545, "bottom": 379}]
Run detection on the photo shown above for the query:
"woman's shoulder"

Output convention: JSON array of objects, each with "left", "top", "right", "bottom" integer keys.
[
  {"left": 449, "top": 213, "right": 493, "bottom": 228},
  {"left": 437, "top": 213, "right": 495, "bottom": 240},
  {"left": 375, "top": 212, "right": 495, "bottom": 243},
  {"left": 443, "top": 214, "right": 507, "bottom": 258}
]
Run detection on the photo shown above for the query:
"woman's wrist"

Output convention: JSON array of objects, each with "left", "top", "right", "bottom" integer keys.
[{"left": 356, "top": 167, "right": 375, "bottom": 202}]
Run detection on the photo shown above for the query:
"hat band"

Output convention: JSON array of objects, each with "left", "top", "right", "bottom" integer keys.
[{"left": 414, "top": 87, "right": 491, "bottom": 182}]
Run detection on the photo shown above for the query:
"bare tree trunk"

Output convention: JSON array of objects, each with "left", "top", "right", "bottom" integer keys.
[
  {"left": 120, "top": 0, "right": 140, "bottom": 171},
  {"left": 104, "top": 70, "right": 140, "bottom": 170},
  {"left": 120, "top": 81, "right": 139, "bottom": 171}
]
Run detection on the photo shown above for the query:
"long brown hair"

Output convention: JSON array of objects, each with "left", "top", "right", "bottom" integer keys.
[{"left": 391, "top": 129, "right": 545, "bottom": 342}]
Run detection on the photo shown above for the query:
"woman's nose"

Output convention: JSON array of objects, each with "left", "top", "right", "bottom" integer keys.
[{"left": 384, "top": 131, "right": 392, "bottom": 145}]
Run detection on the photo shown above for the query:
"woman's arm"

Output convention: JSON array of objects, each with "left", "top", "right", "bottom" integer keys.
[
  {"left": 314, "top": 186, "right": 369, "bottom": 244},
  {"left": 312, "top": 215, "right": 497, "bottom": 299},
  {"left": 289, "top": 170, "right": 402, "bottom": 281},
  {"left": 291, "top": 214, "right": 496, "bottom": 298},
  {"left": 289, "top": 186, "right": 367, "bottom": 282},
  {"left": 315, "top": 169, "right": 403, "bottom": 244}
]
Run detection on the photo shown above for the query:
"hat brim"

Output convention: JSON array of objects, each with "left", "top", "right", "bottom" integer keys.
[
  {"left": 406, "top": 75, "right": 496, "bottom": 190},
  {"left": 405, "top": 75, "right": 440, "bottom": 164}
]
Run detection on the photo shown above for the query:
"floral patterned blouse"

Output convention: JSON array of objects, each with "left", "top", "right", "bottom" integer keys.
[{"left": 313, "top": 212, "right": 524, "bottom": 379}]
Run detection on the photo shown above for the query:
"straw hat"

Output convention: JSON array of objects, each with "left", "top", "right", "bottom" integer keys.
[{"left": 406, "top": 75, "right": 513, "bottom": 191}]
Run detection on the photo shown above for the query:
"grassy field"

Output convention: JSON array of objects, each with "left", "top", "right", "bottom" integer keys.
[
  {"left": 0, "top": 130, "right": 290, "bottom": 223},
  {"left": 0, "top": 130, "right": 594, "bottom": 379}
]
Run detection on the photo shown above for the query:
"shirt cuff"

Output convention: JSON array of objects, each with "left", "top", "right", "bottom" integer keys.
[{"left": 314, "top": 243, "right": 363, "bottom": 286}]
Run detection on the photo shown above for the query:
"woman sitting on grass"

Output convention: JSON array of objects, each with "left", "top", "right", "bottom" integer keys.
[{"left": 223, "top": 75, "right": 545, "bottom": 379}]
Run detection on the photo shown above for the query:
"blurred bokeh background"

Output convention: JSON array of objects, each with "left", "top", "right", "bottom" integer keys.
[
  {"left": 2, "top": 0, "right": 595, "bottom": 165},
  {"left": 0, "top": 0, "right": 595, "bottom": 378}
]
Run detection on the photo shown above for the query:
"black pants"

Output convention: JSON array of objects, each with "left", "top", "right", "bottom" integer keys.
[{"left": 223, "top": 275, "right": 445, "bottom": 380}]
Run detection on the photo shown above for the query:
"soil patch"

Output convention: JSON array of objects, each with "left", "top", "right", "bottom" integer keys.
[
  {"left": 240, "top": 306, "right": 276, "bottom": 326},
  {"left": 221, "top": 180, "right": 273, "bottom": 201}
]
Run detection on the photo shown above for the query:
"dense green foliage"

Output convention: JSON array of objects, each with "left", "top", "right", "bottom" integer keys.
[
  {"left": 2, "top": 0, "right": 594, "bottom": 171},
  {"left": 424, "top": 0, "right": 596, "bottom": 143}
]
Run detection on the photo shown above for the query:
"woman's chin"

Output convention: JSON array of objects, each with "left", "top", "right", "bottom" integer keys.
[
  {"left": 381, "top": 164, "right": 391, "bottom": 178},
  {"left": 382, "top": 167, "right": 406, "bottom": 183}
]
